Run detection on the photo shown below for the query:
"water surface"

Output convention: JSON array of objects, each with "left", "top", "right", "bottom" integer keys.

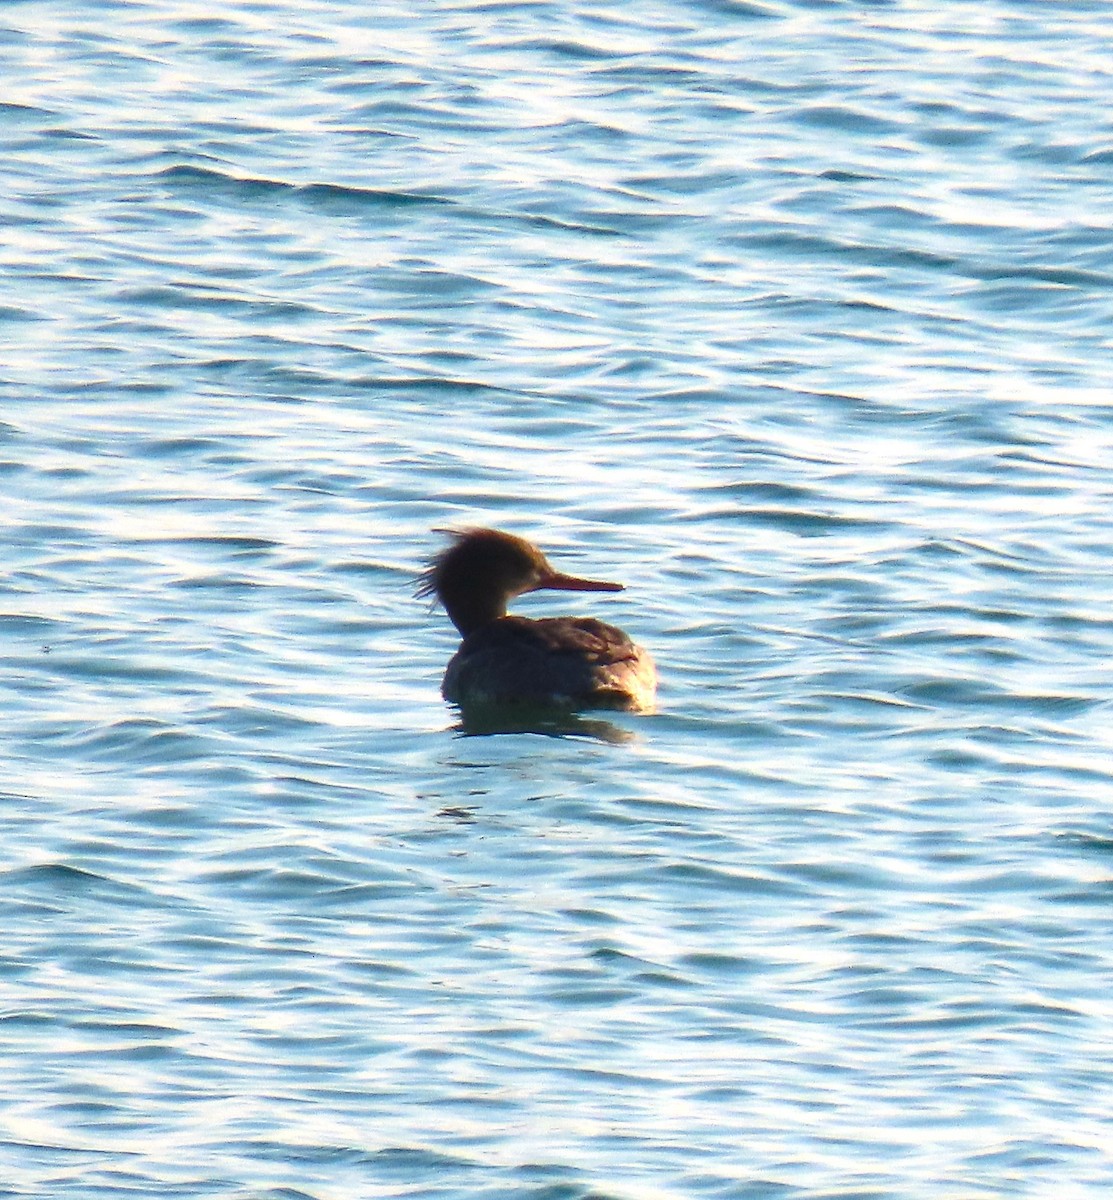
[{"left": 3, "top": 2, "right": 1112, "bottom": 1197}]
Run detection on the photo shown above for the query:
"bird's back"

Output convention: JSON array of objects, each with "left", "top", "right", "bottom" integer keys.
[{"left": 442, "top": 615, "right": 656, "bottom": 712}]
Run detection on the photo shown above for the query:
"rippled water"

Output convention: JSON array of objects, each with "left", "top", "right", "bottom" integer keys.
[{"left": 4, "top": 1, "right": 1113, "bottom": 1196}]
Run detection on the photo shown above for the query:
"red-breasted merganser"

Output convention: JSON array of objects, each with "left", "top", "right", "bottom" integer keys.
[{"left": 419, "top": 528, "right": 656, "bottom": 712}]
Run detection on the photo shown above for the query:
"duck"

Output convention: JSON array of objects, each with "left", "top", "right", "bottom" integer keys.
[{"left": 418, "top": 528, "right": 656, "bottom": 712}]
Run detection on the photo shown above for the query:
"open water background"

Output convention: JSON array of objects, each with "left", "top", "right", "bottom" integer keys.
[{"left": 3, "top": 2, "right": 1113, "bottom": 1197}]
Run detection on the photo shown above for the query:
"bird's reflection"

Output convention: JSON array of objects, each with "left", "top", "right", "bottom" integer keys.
[{"left": 450, "top": 702, "right": 637, "bottom": 744}]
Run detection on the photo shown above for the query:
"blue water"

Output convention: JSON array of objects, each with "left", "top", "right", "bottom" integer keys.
[{"left": 3, "top": 1, "right": 1112, "bottom": 1196}]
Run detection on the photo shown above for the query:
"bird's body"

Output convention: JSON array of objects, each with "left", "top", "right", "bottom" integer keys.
[{"left": 419, "top": 529, "right": 656, "bottom": 713}]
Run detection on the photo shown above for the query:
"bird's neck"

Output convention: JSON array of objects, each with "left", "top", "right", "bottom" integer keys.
[{"left": 441, "top": 584, "right": 509, "bottom": 637}]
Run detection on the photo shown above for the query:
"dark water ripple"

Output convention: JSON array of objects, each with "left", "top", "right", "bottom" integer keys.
[{"left": 3, "top": 0, "right": 1113, "bottom": 1197}]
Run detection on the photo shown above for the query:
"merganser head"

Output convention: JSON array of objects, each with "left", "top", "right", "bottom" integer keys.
[{"left": 418, "top": 528, "right": 623, "bottom": 636}]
